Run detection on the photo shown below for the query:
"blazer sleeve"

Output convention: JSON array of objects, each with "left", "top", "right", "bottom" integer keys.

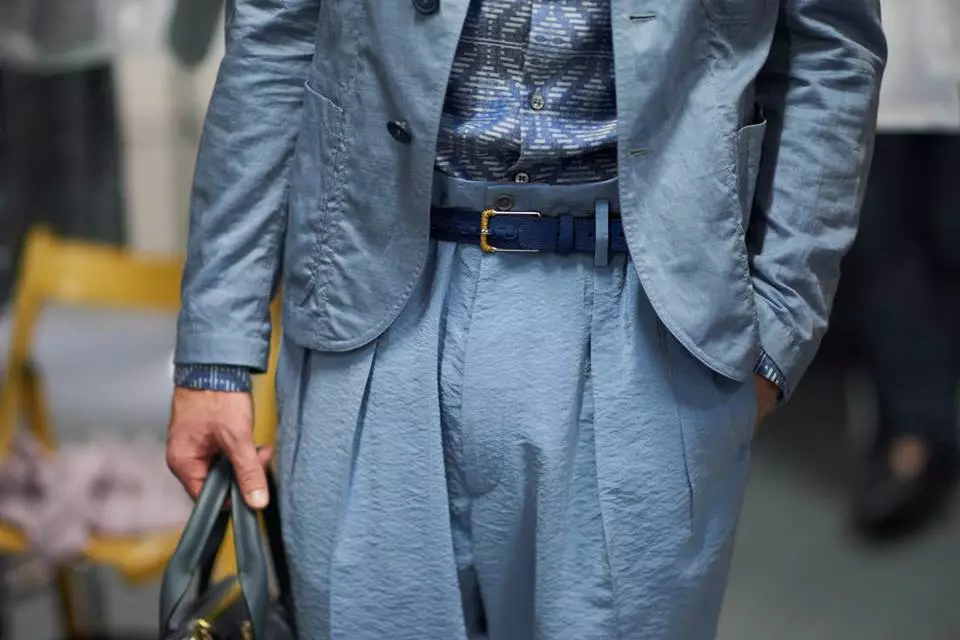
[
  {"left": 175, "top": 0, "right": 320, "bottom": 372},
  {"left": 749, "top": 0, "right": 886, "bottom": 396}
]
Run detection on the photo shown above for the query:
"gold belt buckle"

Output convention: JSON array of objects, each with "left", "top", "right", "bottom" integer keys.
[{"left": 479, "top": 209, "right": 542, "bottom": 253}]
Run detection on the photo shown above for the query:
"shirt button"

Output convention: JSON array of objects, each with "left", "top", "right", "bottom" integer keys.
[
  {"left": 514, "top": 172, "right": 530, "bottom": 183},
  {"left": 411, "top": 0, "right": 439, "bottom": 15},
  {"left": 530, "top": 89, "right": 546, "bottom": 111},
  {"left": 386, "top": 120, "right": 412, "bottom": 144}
]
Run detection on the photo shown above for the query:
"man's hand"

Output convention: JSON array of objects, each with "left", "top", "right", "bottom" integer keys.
[
  {"left": 166, "top": 387, "right": 273, "bottom": 509},
  {"left": 754, "top": 374, "right": 780, "bottom": 426}
]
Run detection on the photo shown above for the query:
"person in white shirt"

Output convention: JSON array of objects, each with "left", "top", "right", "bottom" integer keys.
[{"left": 845, "top": 0, "right": 960, "bottom": 539}]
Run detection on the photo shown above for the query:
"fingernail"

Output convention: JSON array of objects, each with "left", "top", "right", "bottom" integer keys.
[{"left": 248, "top": 489, "right": 268, "bottom": 508}]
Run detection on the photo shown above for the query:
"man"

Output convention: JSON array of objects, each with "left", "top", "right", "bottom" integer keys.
[
  {"left": 0, "top": 0, "right": 131, "bottom": 304},
  {"left": 844, "top": 0, "right": 960, "bottom": 539},
  {"left": 167, "top": 1, "right": 885, "bottom": 638}
]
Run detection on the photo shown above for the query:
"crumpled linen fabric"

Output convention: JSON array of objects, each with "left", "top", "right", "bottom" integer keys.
[{"left": 0, "top": 434, "right": 192, "bottom": 559}]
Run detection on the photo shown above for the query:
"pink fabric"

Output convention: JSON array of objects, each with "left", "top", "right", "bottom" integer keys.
[{"left": 0, "top": 434, "right": 192, "bottom": 560}]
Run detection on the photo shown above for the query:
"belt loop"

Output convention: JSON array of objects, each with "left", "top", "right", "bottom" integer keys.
[
  {"left": 594, "top": 199, "right": 610, "bottom": 267},
  {"left": 557, "top": 215, "right": 575, "bottom": 254}
]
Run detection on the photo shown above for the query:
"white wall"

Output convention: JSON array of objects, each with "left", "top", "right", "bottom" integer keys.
[{"left": 115, "top": 37, "right": 223, "bottom": 255}]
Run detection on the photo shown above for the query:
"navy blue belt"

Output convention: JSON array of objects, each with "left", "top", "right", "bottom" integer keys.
[{"left": 430, "top": 206, "right": 628, "bottom": 257}]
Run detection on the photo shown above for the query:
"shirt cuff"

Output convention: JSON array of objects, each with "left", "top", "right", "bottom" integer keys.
[
  {"left": 754, "top": 350, "right": 788, "bottom": 399},
  {"left": 173, "top": 364, "right": 253, "bottom": 393}
]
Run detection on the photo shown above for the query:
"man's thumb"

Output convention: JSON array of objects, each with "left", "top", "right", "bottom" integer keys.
[{"left": 224, "top": 437, "right": 269, "bottom": 509}]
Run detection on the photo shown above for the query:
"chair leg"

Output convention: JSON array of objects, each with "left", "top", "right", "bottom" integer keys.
[
  {"left": 55, "top": 566, "right": 83, "bottom": 639},
  {"left": 21, "top": 362, "right": 56, "bottom": 451},
  {"left": 0, "top": 556, "right": 8, "bottom": 640},
  {"left": 23, "top": 364, "right": 85, "bottom": 637}
]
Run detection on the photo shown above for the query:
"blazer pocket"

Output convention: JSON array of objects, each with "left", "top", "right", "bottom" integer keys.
[
  {"left": 702, "top": 0, "right": 765, "bottom": 24},
  {"left": 286, "top": 81, "right": 348, "bottom": 304},
  {"left": 735, "top": 113, "right": 767, "bottom": 230}
]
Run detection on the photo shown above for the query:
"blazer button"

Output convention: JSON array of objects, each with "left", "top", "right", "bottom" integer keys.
[
  {"left": 412, "top": 0, "right": 439, "bottom": 15},
  {"left": 387, "top": 120, "right": 412, "bottom": 144}
]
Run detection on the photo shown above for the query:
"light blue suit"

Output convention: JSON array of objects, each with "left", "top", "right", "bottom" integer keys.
[{"left": 175, "top": 1, "right": 885, "bottom": 637}]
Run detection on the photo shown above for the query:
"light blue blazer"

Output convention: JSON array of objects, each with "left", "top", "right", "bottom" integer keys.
[{"left": 175, "top": 0, "right": 886, "bottom": 396}]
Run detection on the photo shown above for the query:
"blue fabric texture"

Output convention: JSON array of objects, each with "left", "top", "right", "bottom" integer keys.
[
  {"left": 176, "top": 0, "right": 619, "bottom": 389},
  {"left": 174, "top": 0, "right": 885, "bottom": 397},
  {"left": 271, "top": 173, "right": 758, "bottom": 638},
  {"left": 173, "top": 0, "right": 800, "bottom": 392},
  {"left": 276, "top": 237, "right": 757, "bottom": 639},
  {"left": 175, "top": 0, "right": 886, "bottom": 621}
]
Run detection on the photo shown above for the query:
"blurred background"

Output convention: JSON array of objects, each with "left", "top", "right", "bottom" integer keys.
[{"left": 0, "top": 1, "right": 958, "bottom": 638}]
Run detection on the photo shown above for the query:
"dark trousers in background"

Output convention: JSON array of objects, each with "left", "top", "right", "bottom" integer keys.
[
  {"left": 0, "top": 64, "right": 126, "bottom": 305},
  {"left": 843, "top": 133, "right": 960, "bottom": 452}
]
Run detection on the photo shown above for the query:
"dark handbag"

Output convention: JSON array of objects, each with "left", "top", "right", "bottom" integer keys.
[{"left": 159, "top": 457, "right": 295, "bottom": 640}]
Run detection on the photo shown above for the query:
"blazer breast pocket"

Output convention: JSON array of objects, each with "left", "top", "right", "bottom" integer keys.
[{"left": 702, "top": 0, "right": 765, "bottom": 24}]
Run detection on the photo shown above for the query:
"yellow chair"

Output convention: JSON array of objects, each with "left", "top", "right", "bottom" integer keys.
[{"left": 0, "top": 227, "right": 281, "bottom": 636}]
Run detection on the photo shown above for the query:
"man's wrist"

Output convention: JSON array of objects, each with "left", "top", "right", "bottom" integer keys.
[
  {"left": 174, "top": 364, "right": 253, "bottom": 393},
  {"left": 754, "top": 350, "right": 787, "bottom": 399}
]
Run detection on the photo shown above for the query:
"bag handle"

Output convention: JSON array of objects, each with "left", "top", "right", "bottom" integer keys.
[
  {"left": 159, "top": 456, "right": 233, "bottom": 633},
  {"left": 231, "top": 466, "right": 293, "bottom": 639},
  {"left": 159, "top": 457, "right": 293, "bottom": 639}
]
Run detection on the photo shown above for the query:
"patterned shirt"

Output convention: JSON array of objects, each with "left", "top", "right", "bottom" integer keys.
[{"left": 436, "top": 0, "right": 617, "bottom": 184}]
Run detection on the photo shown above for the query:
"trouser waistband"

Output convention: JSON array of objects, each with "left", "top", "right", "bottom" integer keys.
[{"left": 431, "top": 171, "right": 620, "bottom": 214}]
